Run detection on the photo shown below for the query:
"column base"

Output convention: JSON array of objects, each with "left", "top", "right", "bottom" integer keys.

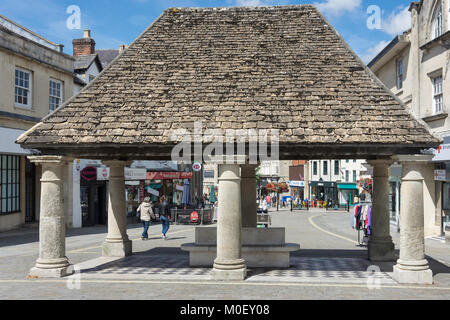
[
  {"left": 212, "top": 258, "right": 247, "bottom": 281},
  {"left": 29, "top": 265, "right": 74, "bottom": 279},
  {"left": 368, "top": 239, "right": 395, "bottom": 261},
  {"left": 393, "top": 260, "right": 433, "bottom": 285},
  {"left": 102, "top": 240, "right": 132, "bottom": 257}
]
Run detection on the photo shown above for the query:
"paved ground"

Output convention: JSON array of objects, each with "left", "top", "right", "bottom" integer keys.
[{"left": 1, "top": 208, "right": 450, "bottom": 300}]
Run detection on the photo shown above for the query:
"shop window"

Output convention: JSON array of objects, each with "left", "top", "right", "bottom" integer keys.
[
  {"left": 353, "top": 170, "right": 357, "bottom": 182},
  {"left": 443, "top": 182, "right": 450, "bottom": 210},
  {"left": 323, "top": 161, "right": 328, "bottom": 176},
  {"left": 345, "top": 170, "right": 349, "bottom": 182},
  {"left": 0, "top": 155, "right": 21, "bottom": 214},
  {"left": 334, "top": 160, "right": 339, "bottom": 175},
  {"left": 313, "top": 161, "right": 317, "bottom": 176}
]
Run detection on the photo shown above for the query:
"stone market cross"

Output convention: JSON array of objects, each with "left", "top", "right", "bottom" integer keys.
[{"left": 17, "top": 5, "right": 441, "bottom": 284}]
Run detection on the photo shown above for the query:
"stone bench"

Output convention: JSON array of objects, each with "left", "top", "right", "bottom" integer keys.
[{"left": 181, "top": 227, "right": 300, "bottom": 268}]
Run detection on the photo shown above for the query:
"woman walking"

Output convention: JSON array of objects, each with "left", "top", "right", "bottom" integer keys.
[
  {"left": 137, "top": 197, "right": 155, "bottom": 241},
  {"left": 159, "top": 195, "right": 171, "bottom": 239}
]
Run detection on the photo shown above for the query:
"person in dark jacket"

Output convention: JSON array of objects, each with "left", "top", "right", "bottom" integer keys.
[{"left": 158, "top": 195, "right": 171, "bottom": 239}]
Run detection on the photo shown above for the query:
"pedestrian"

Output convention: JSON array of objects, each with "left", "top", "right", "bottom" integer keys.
[
  {"left": 258, "top": 196, "right": 268, "bottom": 214},
  {"left": 137, "top": 197, "right": 155, "bottom": 241},
  {"left": 159, "top": 195, "right": 171, "bottom": 239}
]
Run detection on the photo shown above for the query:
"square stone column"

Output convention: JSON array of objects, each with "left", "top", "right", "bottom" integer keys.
[
  {"left": 102, "top": 160, "right": 133, "bottom": 257},
  {"left": 212, "top": 156, "right": 247, "bottom": 280},
  {"left": 240, "top": 164, "right": 258, "bottom": 228},
  {"left": 366, "top": 159, "right": 395, "bottom": 261},
  {"left": 393, "top": 155, "right": 433, "bottom": 285},
  {"left": 28, "top": 156, "right": 74, "bottom": 278}
]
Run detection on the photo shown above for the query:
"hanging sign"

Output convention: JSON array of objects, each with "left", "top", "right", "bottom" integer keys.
[
  {"left": 176, "top": 184, "right": 184, "bottom": 192},
  {"left": 97, "top": 167, "right": 109, "bottom": 181},
  {"left": 146, "top": 187, "right": 160, "bottom": 197},
  {"left": 125, "top": 168, "right": 147, "bottom": 180}
]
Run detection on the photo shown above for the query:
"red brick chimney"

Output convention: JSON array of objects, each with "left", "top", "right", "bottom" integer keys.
[{"left": 72, "top": 29, "right": 96, "bottom": 56}]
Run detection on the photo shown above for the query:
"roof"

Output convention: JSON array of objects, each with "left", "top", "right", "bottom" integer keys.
[
  {"left": 74, "top": 54, "right": 103, "bottom": 72},
  {"left": 97, "top": 49, "right": 120, "bottom": 69},
  {"left": 17, "top": 5, "right": 441, "bottom": 160}
]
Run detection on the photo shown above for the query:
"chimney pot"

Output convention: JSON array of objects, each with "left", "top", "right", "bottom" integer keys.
[{"left": 83, "top": 29, "right": 91, "bottom": 38}]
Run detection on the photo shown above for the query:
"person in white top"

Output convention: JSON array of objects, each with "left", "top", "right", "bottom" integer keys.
[{"left": 258, "top": 196, "right": 268, "bottom": 213}]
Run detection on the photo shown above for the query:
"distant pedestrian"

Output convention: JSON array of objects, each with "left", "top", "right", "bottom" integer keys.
[
  {"left": 159, "top": 195, "right": 171, "bottom": 239},
  {"left": 258, "top": 196, "right": 268, "bottom": 214},
  {"left": 137, "top": 197, "right": 155, "bottom": 241}
]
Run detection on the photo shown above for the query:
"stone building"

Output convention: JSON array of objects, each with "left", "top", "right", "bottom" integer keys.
[
  {"left": 368, "top": 0, "right": 450, "bottom": 236},
  {"left": 17, "top": 5, "right": 441, "bottom": 284},
  {"left": 0, "top": 14, "right": 74, "bottom": 231}
]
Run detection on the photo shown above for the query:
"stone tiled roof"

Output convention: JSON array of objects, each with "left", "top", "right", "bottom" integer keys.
[
  {"left": 97, "top": 49, "right": 120, "bottom": 69},
  {"left": 17, "top": 5, "right": 441, "bottom": 158}
]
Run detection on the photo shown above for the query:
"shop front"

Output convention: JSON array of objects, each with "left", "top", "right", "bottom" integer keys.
[
  {"left": 309, "top": 181, "right": 337, "bottom": 207},
  {"left": 337, "top": 183, "right": 358, "bottom": 208},
  {"left": 289, "top": 180, "right": 304, "bottom": 200}
]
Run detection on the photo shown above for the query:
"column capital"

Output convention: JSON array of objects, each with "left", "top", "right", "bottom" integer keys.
[{"left": 28, "top": 155, "right": 73, "bottom": 165}]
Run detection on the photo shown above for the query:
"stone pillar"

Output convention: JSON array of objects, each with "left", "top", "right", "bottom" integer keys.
[
  {"left": 102, "top": 160, "right": 132, "bottom": 257},
  {"left": 28, "top": 156, "right": 73, "bottom": 278},
  {"left": 393, "top": 155, "right": 433, "bottom": 284},
  {"left": 241, "top": 164, "right": 257, "bottom": 228},
  {"left": 212, "top": 161, "right": 246, "bottom": 280},
  {"left": 367, "top": 160, "right": 395, "bottom": 261}
]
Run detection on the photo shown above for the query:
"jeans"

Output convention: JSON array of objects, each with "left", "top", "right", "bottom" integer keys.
[
  {"left": 142, "top": 221, "right": 150, "bottom": 239},
  {"left": 160, "top": 216, "right": 170, "bottom": 236}
]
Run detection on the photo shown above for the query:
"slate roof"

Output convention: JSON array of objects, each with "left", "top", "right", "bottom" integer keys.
[
  {"left": 17, "top": 5, "right": 441, "bottom": 159},
  {"left": 74, "top": 54, "right": 102, "bottom": 72},
  {"left": 97, "top": 49, "right": 120, "bottom": 69}
]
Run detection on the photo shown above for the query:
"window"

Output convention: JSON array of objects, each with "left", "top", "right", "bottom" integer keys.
[
  {"left": 49, "top": 79, "right": 62, "bottom": 112},
  {"left": 396, "top": 59, "right": 403, "bottom": 89},
  {"left": 323, "top": 161, "right": 328, "bottom": 176},
  {"left": 433, "top": 3, "right": 443, "bottom": 39},
  {"left": 353, "top": 170, "right": 357, "bottom": 182},
  {"left": 0, "top": 156, "right": 20, "bottom": 214},
  {"left": 346, "top": 160, "right": 349, "bottom": 163},
  {"left": 432, "top": 76, "right": 443, "bottom": 114},
  {"left": 313, "top": 161, "right": 317, "bottom": 176},
  {"left": 334, "top": 160, "right": 339, "bottom": 175},
  {"left": 345, "top": 170, "right": 349, "bottom": 182},
  {"left": 15, "top": 68, "right": 32, "bottom": 108}
]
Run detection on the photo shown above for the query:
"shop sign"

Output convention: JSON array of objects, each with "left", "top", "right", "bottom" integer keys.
[
  {"left": 192, "top": 162, "right": 202, "bottom": 172},
  {"left": 146, "top": 171, "right": 193, "bottom": 180},
  {"left": 97, "top": 167, "right": 109, "bottom": 181},
  {"left": 146, "top": 187, "right": 160, "bottom": 197},
  {"left": 288, "top": 181, "right": 305, "bottom": 188},
  {"left": 81, "top": 166, "right": 97, "bottom": 181},
  {"left": 434, "top": 170, "right": 446, "bottom": 181},
  {"left": 190, "top": 211, "right": 199, "bottom": 222},
  {"left": 125, "top": 168, "right": 147, "bottom": 180}
]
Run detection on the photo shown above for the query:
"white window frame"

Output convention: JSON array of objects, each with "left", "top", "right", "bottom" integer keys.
[
  {"left": 49, "top": 79, "right": 63, "bottom": 113},
  {"left": 396, "top": 59, "right": 403, "bottom": 90},
  {"left": 14, "top": 67, "right": 32, "bottom": 109},
  {"left": 432, "top": 75, "right": 443, "bottom": 115},
  {"left": 433, "top": 3, "right": 443, "bottom": 39}
]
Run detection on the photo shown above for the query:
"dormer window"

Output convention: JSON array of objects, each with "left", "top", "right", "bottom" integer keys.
[{"left": 433, "top": 3, "right": 443, "bottom": 39}]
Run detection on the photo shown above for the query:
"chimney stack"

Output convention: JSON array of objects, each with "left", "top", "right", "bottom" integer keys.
[
  {"left": 119, "top": 44, "right": 128, "bottom": 53},
  {"left": 72, "top": 29, "right": 96, "bottom": 56}
]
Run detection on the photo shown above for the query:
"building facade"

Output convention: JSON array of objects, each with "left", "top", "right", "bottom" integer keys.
[
  {"left": 0, "top": 14, "right": 74, "bottom": 231},
  {"left": 368, "top": 0, "right": 449, "bottom": 235},
  {"left": 309, "top": 159, "right": 368, "bottom": 207}
]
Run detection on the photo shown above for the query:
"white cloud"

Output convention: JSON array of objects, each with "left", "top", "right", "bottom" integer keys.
[
  {"left": 313, "top": 0, "right": 362, "bottom": 16},
  {"left": 360, "top": 40, "right": 390, "bottom": 64},
  {"left": 381, "top": 6, "right": 411, "bottom": 36}
]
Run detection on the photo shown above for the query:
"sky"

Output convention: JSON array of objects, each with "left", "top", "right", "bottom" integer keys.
[{"left": 0, "top": 0, "right": 413, "bottom": 64}]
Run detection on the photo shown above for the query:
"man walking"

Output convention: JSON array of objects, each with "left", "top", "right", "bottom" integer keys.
[{"left": 159, "top": 196, "right": 171, "bottom": 239}]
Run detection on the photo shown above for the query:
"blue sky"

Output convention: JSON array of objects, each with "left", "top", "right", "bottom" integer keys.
[{"left": 0, "top": 0, "right": 413, "bottom": 64}]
